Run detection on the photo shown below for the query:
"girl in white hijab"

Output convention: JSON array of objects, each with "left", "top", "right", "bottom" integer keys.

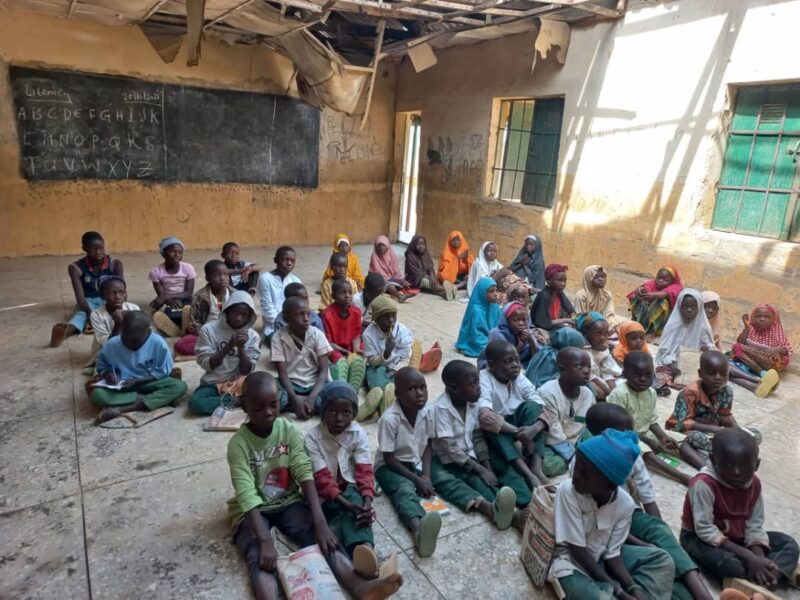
[{"left": 467, "top": 241, "right": 503, "bottom": 296}]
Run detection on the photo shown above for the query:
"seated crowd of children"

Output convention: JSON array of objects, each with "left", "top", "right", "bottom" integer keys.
[{"left": 50, "top": 230, "right": 798, "bottom": 600}]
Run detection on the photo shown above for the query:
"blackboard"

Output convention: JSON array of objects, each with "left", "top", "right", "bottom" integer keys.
[{"left": 9, "top": 66, "right": 320, "bottom": 187}]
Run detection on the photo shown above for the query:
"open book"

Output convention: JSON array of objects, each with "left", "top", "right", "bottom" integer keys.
[{"left": 203, "top": 406, "right": 248, "bottom": 432}]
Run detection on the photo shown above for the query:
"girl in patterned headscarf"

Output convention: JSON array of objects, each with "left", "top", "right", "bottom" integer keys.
[{"left": 729, "top": 304, "right": 792, "bottom": 397}]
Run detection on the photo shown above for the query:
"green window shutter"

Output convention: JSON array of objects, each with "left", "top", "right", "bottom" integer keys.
[{"left": 520, "top": 97, "right": 564, "bottom": 208}]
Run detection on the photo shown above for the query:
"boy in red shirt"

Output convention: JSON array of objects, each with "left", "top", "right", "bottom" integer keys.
[{"left": 321, "top": 278, "right": 366, "bottom": 391}]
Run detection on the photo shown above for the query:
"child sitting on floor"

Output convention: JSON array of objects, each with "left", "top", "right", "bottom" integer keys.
[
  {"left": 680, "top": 428, "right": 800, "bottom": 595},
  {"left": 89, "top": 276, "right": 139, "bottom": 349},
  {"left": 525, "top": 327, "right": 586, "bottom": 388},
  {"left": 429, "top": 360, "right": 526, "bottom": 532},
  {"left": 257, "top": 246, "right": 300, "bottom": 338},
  {"left": 374, "top": 367, "right": 441, "bottom": 558},
  {"left": 404, "top": 235, "right": 453, "bottom": 300},
  {"left": 729, "top": 304, "right": 790, "bottom": 398},
  {"left": 478, "top": 340, "right": 553, "bottom": 484},
  {"left": 189, "top": 291, "right": 261, "bottom": 415},
  {"left": 609, "top": 351, "right": 703, "bottom": 485},
  {"left": 369, "top": 236, "right": 412, "bottom": 302},
  {"left": 467, "top": 241, "right": 503, "bottom": 297},
  {"left": 627, "top": 266, "right": 683, "bottom": 337},
  {"left": 51, "top": 231, "right": 124, "bottom": 347},
  {"left": 359, "top": 295, "right": 413, "bottom": 421},
  {"left": 584, "top": 403, "right": 714, "bottom": 600},
  {"left": 438, "top": 230, "right": 474, "bottom": 291},
  {"left": 353, "top": 273, "right": 385, "bottom": 329},
  {"left": 272, "top": 296, "right": 332, "bottom": 420},
  {"left": 149, "top": 236, "right": 196, "bottom": 338},
  {"left": 701, "top": 291, "right": 723, "bottom": 351},
  {"left": 538, "top": 347, "right": 596, "bottom": 476},
  {"left": 176, "top": 259, "right": 233, "bottom": 356},
  {"left": 492, "top": 268, "right": 527, "bottom": 305},
  {"left": 221, "top": 241, "right": 259, "bottom": 294},
  {"left": 321, "top": 278, "right": 366, "bottom": 391},
  {"left": 531, "top": 264, "right": 576, "bottom": 332},
  {"left": 91, "top": 311, "right": 187, "bottom": 424},
  {"left": 573, "top": 266, "right": 621, "bottom": 331},
  {"left": 507, "top": 282, "right": 533, "bottom": 311},
  {"left": 455, "top": 277, "right": 501, "bottom": 358},
  {"left": 612, "top": 321, "right": 650, "bottom": 367},
  {"left": 666, "top": 351, "right": 761, "bottom": 469},
  {"left": 273, "top": 283, "right": 324, "bottom": 334},
  {"left": 227, "top": 372, "right": 403, "bottom": 600},
  {"left": 576, "top": 312, "right": 622, "bottom": 400},
  {"left": 323, "top": 233, "right": 364, "bottom": 291},
  {"left": 320, "top": 253, "right": 359, "bottom": 311},
  {"left": 304, "top": 382, "right": 378, "bottom": 564},
  {"left": 479, "top": 301, "right": 540, "bottom": 369},
  {"left": 508, "top": 234, "right": 546, "bottom": 291}
]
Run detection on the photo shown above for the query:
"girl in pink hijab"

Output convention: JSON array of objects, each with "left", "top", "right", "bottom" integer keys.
[{"left": 369, "top": 235, "right": 414, "bottom": 302}]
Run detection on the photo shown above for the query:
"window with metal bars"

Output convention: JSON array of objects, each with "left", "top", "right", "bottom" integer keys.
[
  {"left": 490, "top": 97, "right": 564, "bottom": 207},
  {"left": 711, "top": 84, "right": 800, "bottom": 241}
]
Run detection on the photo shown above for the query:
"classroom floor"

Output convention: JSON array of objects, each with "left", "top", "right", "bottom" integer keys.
[{"left": 1, "top": 243, "right": 799, "bottom": 600}]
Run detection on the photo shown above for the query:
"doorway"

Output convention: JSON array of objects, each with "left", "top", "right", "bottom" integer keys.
[{"left": 397, "top": 112, "right": 421, "bottom": 244}]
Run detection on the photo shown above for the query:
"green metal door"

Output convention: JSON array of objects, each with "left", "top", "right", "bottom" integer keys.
[
  {"left": 712, "top": 84, "right": 800, "bottom": 240},
  {"left": 520, "top": 97, "right": 564, "bottom": 208}
]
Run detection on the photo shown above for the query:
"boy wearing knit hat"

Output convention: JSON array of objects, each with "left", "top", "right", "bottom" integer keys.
[
  {"left": 360, "top": 295, "right": 414, "bottom": 421},
  {"left": 549, "top": 428, "right": 675, "bottom": 600}
]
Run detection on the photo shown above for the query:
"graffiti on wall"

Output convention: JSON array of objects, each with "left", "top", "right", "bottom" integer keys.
[
  {"left": 321, "top": 114, "right": 386, "bottom": 163},
  {"left": 427, "top": 133, "right": 486, "bottom": 183}
]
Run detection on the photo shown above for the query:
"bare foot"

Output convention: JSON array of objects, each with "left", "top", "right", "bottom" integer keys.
[
  {"left": 354, "top": 573, "right": 403, "bottom": 600},
  {"left": 49, "top": 323, "right": 73, "bottom": 347},
  {"left": 95, "top": 407, "right": 122, "bottom": 425},
  {"left": 512, "top": 508, "right": 528, "bottom": 533}
]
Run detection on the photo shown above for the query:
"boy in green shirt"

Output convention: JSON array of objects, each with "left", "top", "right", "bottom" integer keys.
[{"left": 227, "top": 371, "right": 403, "bottom": 599}]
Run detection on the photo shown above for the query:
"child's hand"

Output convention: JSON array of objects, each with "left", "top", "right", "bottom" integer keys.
[
  {"left": 166, "top": 298, "right": 183, "bottom": 309},
  {"left": 746, "top": 554, "right": 780, "bottom": 587},
  {"left": 384, "top": 335, "right": 396, "bottom": 355},
  {"left": 233, "top": 330, "right": 249, "bottom": 347},
  {"left": 104, "top": 371, "right": 119, "bottom": 385},
  {"left": 111, "top": 309, "right": 124, "bottom": 325},
  {"left": 293, "top": 395, "right": 313, "bottom": 420},
  {"left": 475, "top": 465, "right": 499, "bottom": 487},
  {"left": 659, "top": 437, "right": 678, "bottom": 453},
  {"left": 258, "top": 540, "right": 279, "bottom": 573},
  {"left": 415, "top": 476, "right": 435, "bottom": 498},
  {"left": 519, "top": 328, "right": 531, "bottom": 343},
  {"left": 315, "top": 522, "right": 339, "bottom": 556},
  {"left": 355, "top": 498, "right": 375, "bottom": 527},
  {"left": 150, "top": 297, "right": 164, "bottom": 310}
]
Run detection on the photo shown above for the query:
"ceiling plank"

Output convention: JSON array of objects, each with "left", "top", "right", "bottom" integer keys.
[
  {"left": 272, "top": 0, "right": 485, "bottom": 24},
  {"left": 571, "top": 1, "right": 622, "bottom": 17},
  {"left": 204, "top": 0, "right": 257, "bottom": 29},
  {"left": 138, "top": 0, "right": 171, "bottom": 24},
  {"left": 360, "top": 18, "right": 385, "bottom": 129}
]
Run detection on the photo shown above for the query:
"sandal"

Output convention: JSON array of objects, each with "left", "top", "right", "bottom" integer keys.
[
  {"left": 415, "top": 511, "right": 442, "bottom": 558},
  {"left": 352, "top": 544, "right": 379, "bottom": 580},
  {"left": 492, "top": 486, "right": 516, "bottom": 530},
  {"left": 755, "top": 369, "right": 779, "bottom": 398}
]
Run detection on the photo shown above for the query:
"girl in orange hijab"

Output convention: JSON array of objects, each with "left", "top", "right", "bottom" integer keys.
[
  {"left": 437, "top": 230, "right": 474, "bottom": 290},
  {"left": 612, "top": 321, "right": 650, "bottom": 365},
  {"left": 322, "top": 233, "right": 364, "bottom": 290}
]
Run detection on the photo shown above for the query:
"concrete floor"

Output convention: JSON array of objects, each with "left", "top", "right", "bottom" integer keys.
[{"left": 1, "top": 243, "right": 799, "bottom": 600}]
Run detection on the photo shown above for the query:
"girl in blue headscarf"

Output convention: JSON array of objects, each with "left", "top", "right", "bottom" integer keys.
[
  {"left": 478, "top": 302, "right": 540, "bottom": 369},
  {"left": 455, "top": 277, "right": 501, "bottom": 357},
  {"left": 524, "top": 326, "right": 586, "bottom": 387}
]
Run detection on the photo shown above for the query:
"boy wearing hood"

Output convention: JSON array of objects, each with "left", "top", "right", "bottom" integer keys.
[{"left": 189, "top": 291, "right": 262, "bottom": 415}]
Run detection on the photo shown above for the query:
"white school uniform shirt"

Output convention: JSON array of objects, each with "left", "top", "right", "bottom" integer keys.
[
  {"left": 548, "top": 479, "right": 636, "bottom": 581},
  {"left": 538, "top": 379, "right": 595, "bottom": 446},
  {"left": 363, "top": 321, "right": 413, "bottom": 371},
  {"left": 90, "top": 302, "right": 140, "bottom": 346},
  {"left": 568, "top": 454, "right": 656, "bottom": 510},
  {"left": 352, "top": 292, "right": 372, "bottom": 326},
  {"left": 270, "top": 325, "right": 332, "bottom": 389},
  {"left": 588, "top": 347, "right": 623, "bottom": 381},
  {"left": 304, "top": 421, "right": 372, "bottom": 485},
  {"left": 432, "top": 392, "right": 481, "bottom": 460},
  {"left": 257, "top": 271, "right": 301, "bottom": 335},
  {"left": 478, "top": 370, "right": 543, "bottom": 416},
  {"left": 375, "top": 402, "right": 432, "bottom": 471}
]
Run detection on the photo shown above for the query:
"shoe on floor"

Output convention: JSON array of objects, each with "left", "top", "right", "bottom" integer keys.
[
  {"left": 152, "top": 311, "right": 181, "bottom": 337},
  {"left": 358, "top": 387, "right": 383, "bottom": 422},
  {"left": 381, "top": 383, "right": 396, "bottom": 412},
  {"left": 352, "top": 544, "right": 379, "bottom": 580},
  {"left": 755, "top": 369, "right": 779, "bottom": 398},
  {"left": 415, "top": 511, "right": 442, "bottom": 558},
  {"left": 722, "top": 577, "right": 780, "bottom": 600},
  {"left": 492, "top": 486, "right": 516, "bottom": 530}
]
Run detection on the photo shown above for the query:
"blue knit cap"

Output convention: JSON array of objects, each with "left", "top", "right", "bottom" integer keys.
[
  {"left": 577, "top": 429, "right": 640, "bottom": 486},
  {"left": 158, "top": 236, "right": 184, "bottom": 253},
  {"left": 575, "top": 311, "right": 606, "bottom": 335},
  {"left": 318, "top": 380, "right": 359, "bottom": 414}
]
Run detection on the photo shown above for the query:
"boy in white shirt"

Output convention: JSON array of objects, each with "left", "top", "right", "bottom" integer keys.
[{"left": 257, "top": 246, "right": 300, "bottom": 337}]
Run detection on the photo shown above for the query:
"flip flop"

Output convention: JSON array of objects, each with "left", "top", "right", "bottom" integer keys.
[
  {"left": 492, "top": 486, "right": 516, "bottom": 530},
  {"left": 352, "top": 544, "right": 379, "bottom": 580},
  {"left": 755, "top": 369, "right": 779, "bottom": 398},
  {"left": 380, "top": 383, "right": 396, "bottom": 412},
  {"left": 357, "top": 387, "right": 383, "bottom": 422},
  {"left": 415, "top": 511, "right": 441, "bottom": 558},
  {"left": 378, "top": 553, "right": 399, "bottom": 579}
]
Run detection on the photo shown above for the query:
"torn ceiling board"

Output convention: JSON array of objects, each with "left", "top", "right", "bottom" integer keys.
[
  {"left": 535, "top": 18, "right": 570, "bottom": 62},
  {"left": 407, "top": 42, "right": 437, "bottom": 72}
]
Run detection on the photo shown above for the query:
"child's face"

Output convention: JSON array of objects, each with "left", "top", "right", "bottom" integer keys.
[
  {"left": 323, "top": 397, "right": 355, "bottom": 436},
  {"left": 591, "top": 270, "right": 607, "bottom": 289},
  {"left": 414, "top": 237, "right": 427, "bottom": 254},
  {"left": 103, "top": 280, "right": 127, "bottom": 308},
  {"left": 331, "top": 256, "right": 348, "bottom": 277},
  {"left": 276, "top": 250, "right": 296, "bottom": 274},
  {"left": 121, "top": 324, "right": 150, "bottom": 351},
  {"left": 226, "top": 304, "right": 252, "bottom": 330},
  {"left": 489, "top": 349, "right": 521, "bottom": 383},
  {"left": 243, "top": 388, "right": 280, "bottom": 431},
  {"left": 365, "top": 282, "right": 385, "bottom": 300},
  {"left": 703, "top": 301, "right": 719, "bottom": 321},
  {"left": 508, "top": 307, "right": 528, "bottom": 334},
  {"left": 287, "top": 287, "right": 309, "bottom": 302},
  {"left": 752, "top": 307, "right": 774, "bottom": 331},
  {"left": 222, "top": 245, "right": 239, "bottom": 265},
  {"left": 396, "top": 371, "right": 428, "bottom": 412},
  {"left": 286, "top": 301, "right": 310, "bottom": 333},
  {"left": 698, "top": 356, "right": 729, "bottom": 395},
  {"left": 83, "top": 239, "right": 106, "bottom": 263},
  {"left": 626, "top": 331, "right": 646, "bottom": 351},
  {"left": 679, "top": 296, "right": 699, "bottom": 323},
  {"left": 485, "top": 285, "right": 500, "bottom": 304},
  {"left": 450, "top": 236, "right": 462, "bottom": 250},
  {"left": 524, "top": 238, "right": 536, "bottom": 254},
  {"left": 547, "top": 271, "right": 567, "bottom": 292},
  {"left": 337, "top": 240, "right": 351, "bottom": 254},
  {"left": 560, "top": 352, "right": 592, "bottom": 385},
  {"left": 508, "top": 288, "right": 530, "bottom": 307},
  {"left": 447, "top": 370, "right": 481, "bottom": 404},
  {"left": 572, "top": 452, "right": 616, "bottom": 497},
  {"left": 163, "top": 244, "right": 183, "bottom": 264},
  {"left": 624, "top": 362, "right": 654, "bottom": 393},
  {"left": 207, "top": 264, "right": 229, "bottom": 290},
  {"left": 655, "top": 268, "right": 674, "bottom": 289},
  {"left": 711, "top": 444, "right": 759, "bottom": 490},
  {"left": 333, "top": 282, "right": 353, "bottom": 309},
  {"left": 484, "top": 243, "right": 498, "bottom": 262},
  {"left": 376, "top": 243, "right": 388, "bottom": 256},
  {"left": 585, "top": 320, "right": 610, "bottom": 351},
  {"left": 375, "top": 312, "right": 397, "bottom": 333}
]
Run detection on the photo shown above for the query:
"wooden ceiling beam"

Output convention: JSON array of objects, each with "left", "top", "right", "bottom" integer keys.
[
  {"left": 204, "top": 0, "right": 257, "bottom": 29},
  {"left": 138, "top": 0, "right": 171, "bottom": 24},
  {"left": 573, "top": 1, "right": 622, "bottom": 17},
  {"left": 273, "top": 0, "right": 485, "bottom": 24}
]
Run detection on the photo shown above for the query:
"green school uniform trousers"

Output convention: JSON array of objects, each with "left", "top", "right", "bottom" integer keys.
[
  {"left": 189, "top": 383, "right": 224, "bottom": 415},
  {"left": 374, "top": 462, "right": 426, "bottom": 530},
  {"left": 483, "top": 401, "right": 566, "bottom": 478},
  {"left": 430, "top": 457, "right": 531, "bottom": 510},
  {"left": 365, "top": 365, "right": 393, "bottom": 390},
  {"left": 558, "top": 544, "right": 675, "bottom": 600},
  {"left": 90, "top": 377, "right": 187, "bottom": 410},
  {"left": 322, "top": 485, "right": 374, "bottom": 553}
]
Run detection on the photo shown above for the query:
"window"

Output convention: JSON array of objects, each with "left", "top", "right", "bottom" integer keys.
[
  {"left": 490, "top": 97, "right": 564, "bottom": 207},
  {"left": 712, "top": 84, "right": 800, "bottom": 241}
]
